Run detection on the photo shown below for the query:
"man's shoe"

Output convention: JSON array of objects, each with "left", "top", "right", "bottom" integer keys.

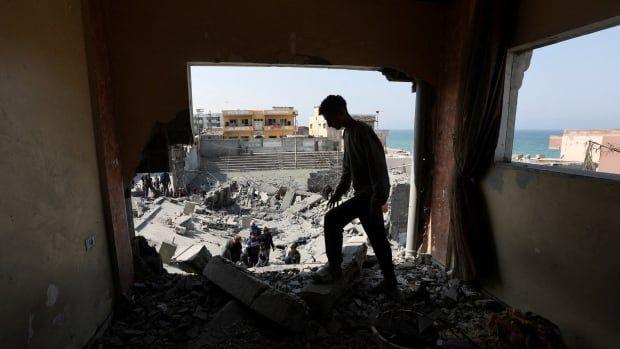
[
  {"left": 369, "top": 277, "right": 397, "bottom": 295},
  {"left": 311, "top": 263, "right": 343, "bottom": 284}
]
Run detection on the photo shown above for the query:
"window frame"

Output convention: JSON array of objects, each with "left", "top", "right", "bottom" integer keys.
[{"left": 494, "top": 18, "right": 620, "bottom": 181}]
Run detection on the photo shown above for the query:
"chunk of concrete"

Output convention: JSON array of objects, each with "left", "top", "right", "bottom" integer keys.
[
  {"left": 158, "top": 240, "right": 177, "bottom": 264},
  {"left": 183, "top": 201, "right": 196, "bottom": 215},
  {"left": 203, "top": 256, "right": 307, "bottom": 332},
  {"left": 172, "top": 245, "right": 212, "bottom": 274},
  {"left": 281, "top": 188, "right": 296, "bottom": 209},
  {"left": 299, "top": 243, "right": 367, "bottom": 318}
]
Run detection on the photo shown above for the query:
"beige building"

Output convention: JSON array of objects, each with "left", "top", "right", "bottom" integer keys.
[
  {"left": 309, "top": 107, "right": 389, "bottom": 148},
  {"left": 547, "top": 129, "right": 620, "bottom": 174},
  {"left": 551, "top": 129, "right": 620, "bottom": 162},
  {"left": 309, "top": 106, "right": 343, "bottom": 140},
  {"left": 222, "top": 107, "right": 297, "bottom": 139}
]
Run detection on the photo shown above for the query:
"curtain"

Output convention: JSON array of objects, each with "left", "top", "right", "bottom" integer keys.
[{"left": 447, "top": 0, "right": 514, "bottom": 280}]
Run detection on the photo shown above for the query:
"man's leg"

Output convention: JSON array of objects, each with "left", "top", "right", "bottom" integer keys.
[
  {"left": 358, "top": 202, "right": 396, "bottom": 286},
  {"left": 323, "top": 196, "right": 364, "bottom": 270}
]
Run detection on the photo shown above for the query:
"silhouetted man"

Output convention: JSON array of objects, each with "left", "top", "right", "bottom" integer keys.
[{"left": 312, "top": 95, "right": 396, "bottom": 294}]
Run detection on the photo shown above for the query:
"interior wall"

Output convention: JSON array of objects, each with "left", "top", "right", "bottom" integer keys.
[
  {"left": 101, "top": 0, "right": 448, "bottom": 181},
  {"left": 481, "top": 164, "right": 620, "bottom": 349},
  {"left": 0, "top": 1, "right": 115, "bottom": 347}
]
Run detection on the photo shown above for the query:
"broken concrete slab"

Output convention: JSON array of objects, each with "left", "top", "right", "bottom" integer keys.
[
  {"left": 203, "top": 256, "right": 307, "bottom": 332},
  {"left": 285, "top": 194, "right": 323, "bottom": 215},
  {"left": 281, "top": 188, "right": 296, "bottom": 209},
  {"left": 171, "top": 245, "right": 212, "bottom": 274},
  {"left": 158, "top": 240, "right": 178, "bottom": 264},
  {"left": 299, "top": 243, "right": 367, "bottom": 318}
]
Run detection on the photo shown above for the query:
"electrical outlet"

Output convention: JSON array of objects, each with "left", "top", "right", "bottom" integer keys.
[{"left": 85, "top": 236, "right": 95, "bottom": 251}]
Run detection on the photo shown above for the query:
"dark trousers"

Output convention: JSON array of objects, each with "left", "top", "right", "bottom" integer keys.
[{"left": 324, "top": 195, "right": 395, "bottom": 279}]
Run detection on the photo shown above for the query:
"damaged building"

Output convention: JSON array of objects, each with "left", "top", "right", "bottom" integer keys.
[{"left": 2, "top": 1, "right": 620, "bottom": 348}]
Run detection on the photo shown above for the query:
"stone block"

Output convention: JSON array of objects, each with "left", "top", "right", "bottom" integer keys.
[
  {"left": 203, "top": 256, "right": 307, "bottom": 332},
  {"left": 299, "top": 243, "right": 367, "bottom": 318},
  {"left": 172, "top": 245, "right": 212, "bottom": 274},
  {"left": 158, "top": 240, "right": 177, "bottom": 264},
  {"left": 183, "top": 201, "right": 197, "bottom": 215}
]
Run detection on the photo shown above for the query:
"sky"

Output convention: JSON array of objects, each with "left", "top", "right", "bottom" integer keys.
[
  {"left": 516, "top": 25, "right": 620, "bottom": 129},
  {"left": 190, "top": 25, "right": 620, "bottom": 131},
  {"left": 190, "top": 67, "right": 416, "bottom": 130}
]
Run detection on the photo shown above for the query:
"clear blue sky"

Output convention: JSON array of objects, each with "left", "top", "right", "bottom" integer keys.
[
  {"left": 516, "top": 25, "right": 620, "bottom": 129},
  {"left": 190, "top": 25, "right": 620, "bottom": 131}
]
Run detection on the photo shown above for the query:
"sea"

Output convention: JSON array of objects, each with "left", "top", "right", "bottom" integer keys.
[{"left": 386, "top": 129, "right": 562, "bottom": 158}]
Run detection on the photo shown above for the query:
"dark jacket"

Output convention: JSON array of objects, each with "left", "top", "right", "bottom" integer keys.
[
  {"left": 221, "top": 239, "right": 242, "bottom": 262},
  {"left": 334, "top": 120, "right": 390, "bottom": 206}
]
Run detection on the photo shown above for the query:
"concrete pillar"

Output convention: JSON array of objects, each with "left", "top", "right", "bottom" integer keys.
[{"left": 406, "top": 80, "right": 433, "bottom": 257}]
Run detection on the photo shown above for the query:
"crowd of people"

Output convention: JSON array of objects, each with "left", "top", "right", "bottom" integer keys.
[
  {"left": 133, "top": 172, "right": 186, "bottom": 199},
  {"left": 220, "top": 221, "right": 300, "bottom": 268}
]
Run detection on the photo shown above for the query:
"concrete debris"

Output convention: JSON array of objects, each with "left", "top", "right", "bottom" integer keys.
[
  {"left": 158, "top": 240, "right": 177, "bottom": 264},
  {"left": 172, "top": 245, "right": 212, "bottom": 274},
  {"left": 96, "top": 274, "right": 227, "bottom": 348},
  {"left": 204, "top": 256, "right": 308, "bottom": 333},
  {"left": 307, "top": 170, "right": 339, "bottom": 193},
  {"left": 299, "top": 243, "right": 367, "bottom": 318},
  {"left": 281, "top": 188, "right": 297, "bottom": 209},
  {"left": 183, "top": 201, "right": 196, "bottom": 215},
  {"left": 121, "top": 168, "right": 563, "bottom": 347}
]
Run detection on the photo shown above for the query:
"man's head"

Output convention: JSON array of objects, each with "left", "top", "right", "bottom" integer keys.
[
  {"left": 250, "top": 231, "right": 257, "bottom": 239},
  {"left": 290, "top": 243, "right": 298, "bottom": 251},
  {"left": 233, "top": 235, "right": 241, "bottom": 243},
  {"left": 319, "top": 95, "right": 350, "bottom": 129}
]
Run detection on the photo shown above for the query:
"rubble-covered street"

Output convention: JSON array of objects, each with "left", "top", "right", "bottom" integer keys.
[{"left": 97, "top": 168, "right": 567, "bottom": 348}]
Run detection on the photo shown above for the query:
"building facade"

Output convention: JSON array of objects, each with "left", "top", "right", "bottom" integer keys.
[
  {"left": 222, "top": 107, "right": 297, "bottom": 139},
  {"left": 548, "top": 129, "right": 620, "bottom": 174},
  {"left": 194, "top": 109, "right": 222, "bottom": 133},
  {"left": 309, "top": 106, "right": 343, "bottom": 141}
]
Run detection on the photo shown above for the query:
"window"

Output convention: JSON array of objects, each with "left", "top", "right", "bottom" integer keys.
[{"left": 497, "top": 24, "right": 620, "bottom": 177}]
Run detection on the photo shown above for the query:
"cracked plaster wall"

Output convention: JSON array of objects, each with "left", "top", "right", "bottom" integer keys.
[{"left": 0, "top": 1, "right": 114, "bottom": 347}]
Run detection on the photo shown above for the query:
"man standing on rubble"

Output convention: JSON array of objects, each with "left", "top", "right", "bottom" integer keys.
[{"left": 312, "top": 95, "right": 396, "bottom": 294}]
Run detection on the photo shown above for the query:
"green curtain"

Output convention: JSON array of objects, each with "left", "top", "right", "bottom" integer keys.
[{"left": 447, "top": 0, "right": 514, "bottom": 280}]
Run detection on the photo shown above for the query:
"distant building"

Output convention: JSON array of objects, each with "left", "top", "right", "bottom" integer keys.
[
  {"left": 222, "top": 107, "right": 297, "bottom": 139},
  {"left": 548, "top": 129, "right": 620, "bottom": 174},
  {"left": 296, "top": 126, "right": 309, "bottom": 136},
  {"left": 351, "top": 113, "right": 377, "bottom": 129},
  {"left": 308, "top": 106, "right": 389, "bottom": 148},
  {"left": 309, "top": 107, "right": 342, "bottom": 141},
  {"left": 193, "top": 109, "right": 222, "bottom": 133}
]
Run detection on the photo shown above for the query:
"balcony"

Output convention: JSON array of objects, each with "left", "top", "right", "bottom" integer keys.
[
  {"left": 224, "top": 126, "right": 253, "bottom": 131},
  {"left": 264, "top": 125, "right": 294, "bottom": 131}
]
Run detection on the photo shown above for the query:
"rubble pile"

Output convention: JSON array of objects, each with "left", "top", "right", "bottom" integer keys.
[
  {"left": 247, "top": 253, "right": 511, "bottom": 348},
  {"left": 97, "top": 274, "right": 231, "bottom": 348},
  {"left": 115, "top": 168, "right": 567, "bottom": 349}
]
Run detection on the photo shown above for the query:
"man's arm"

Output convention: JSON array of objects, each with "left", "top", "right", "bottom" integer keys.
[{"left": 330, "top": 149, "right": 351, "bottom": 204}]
